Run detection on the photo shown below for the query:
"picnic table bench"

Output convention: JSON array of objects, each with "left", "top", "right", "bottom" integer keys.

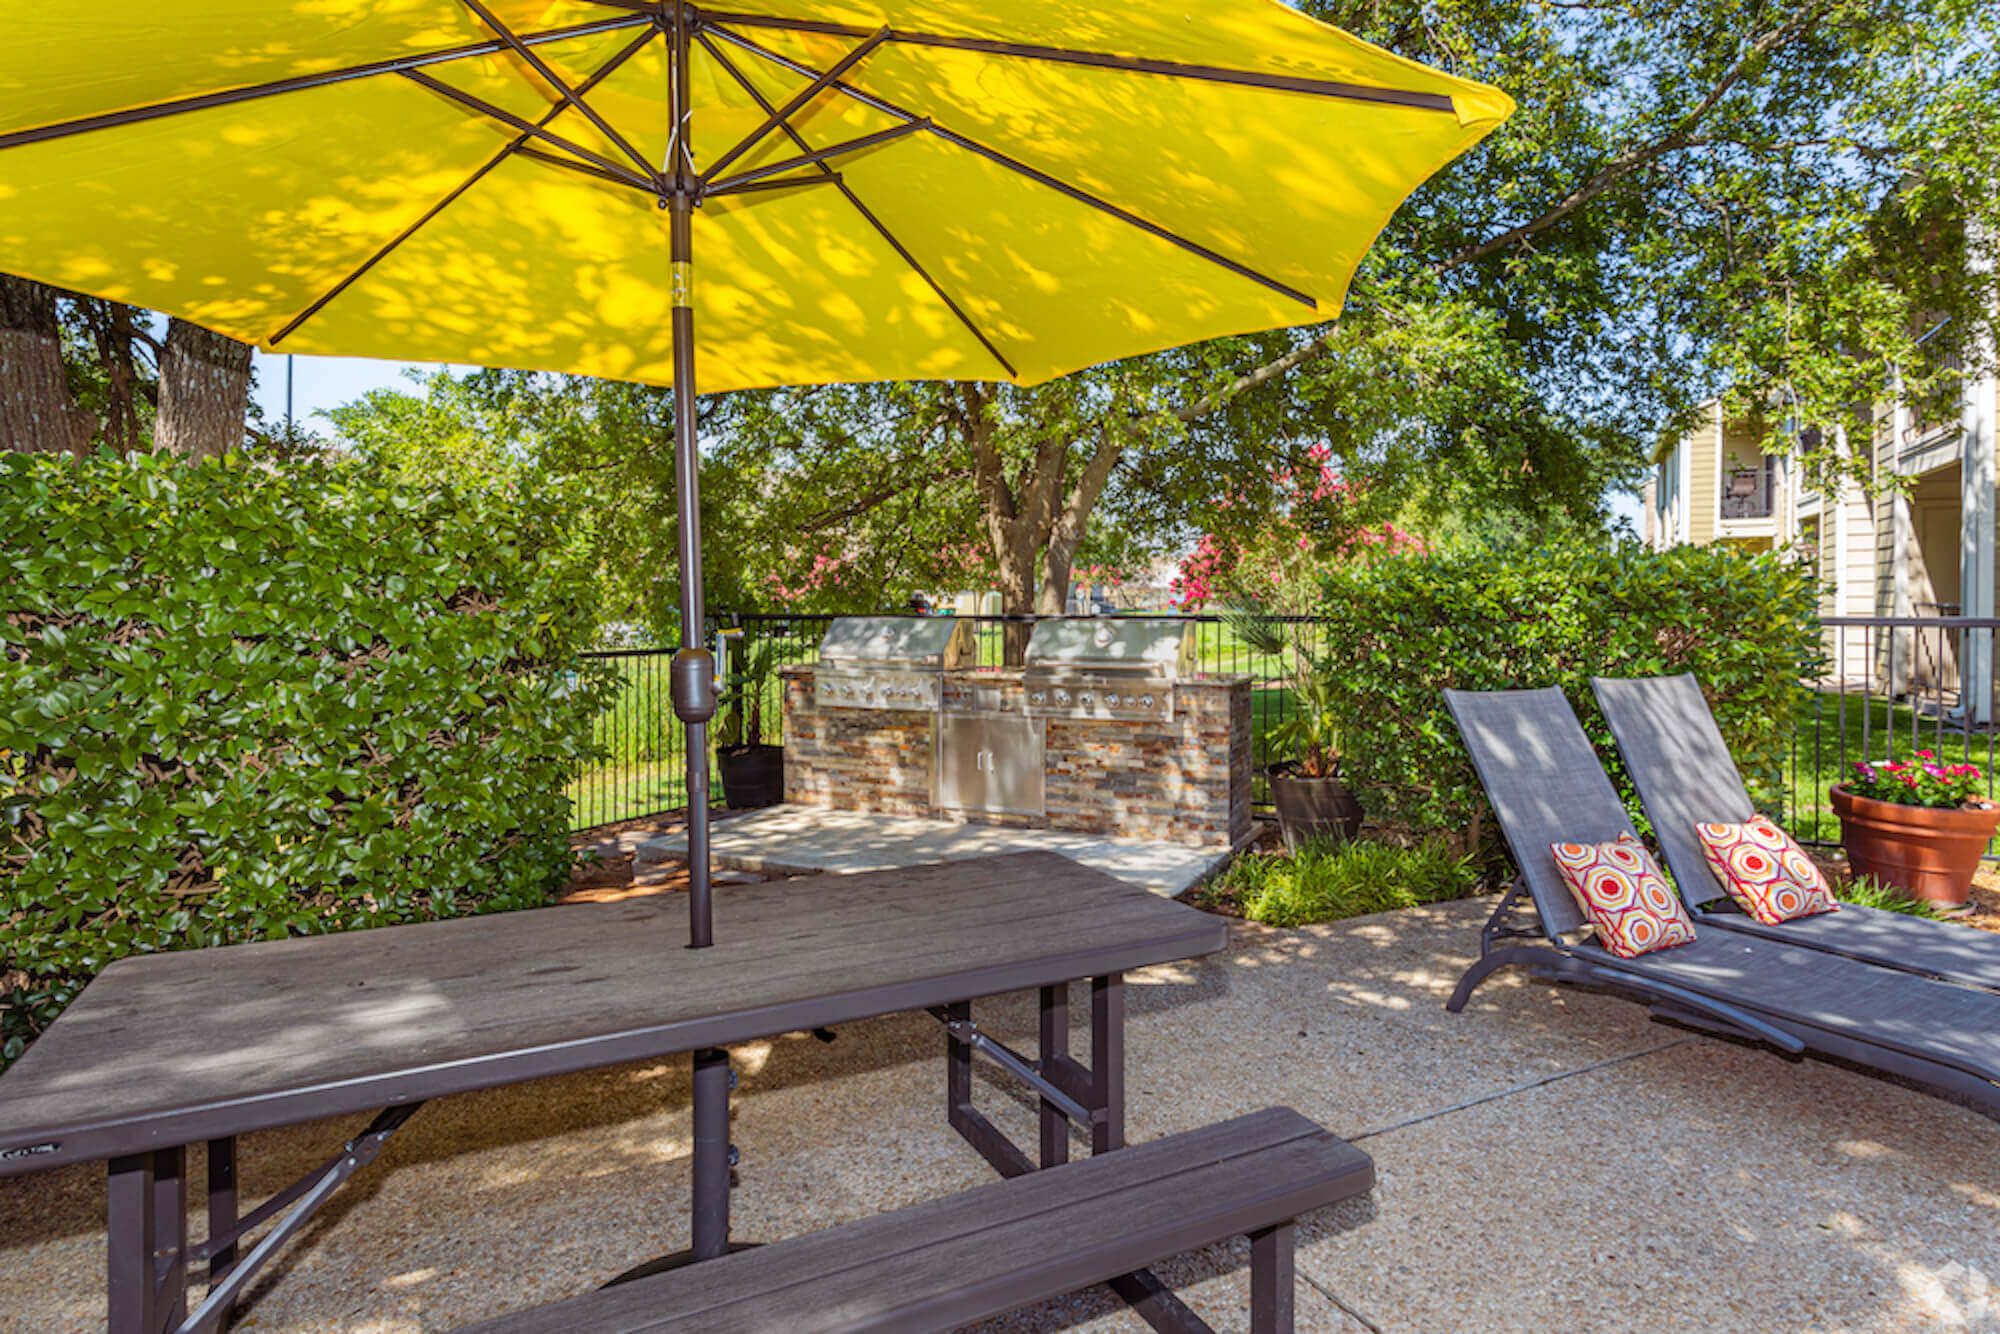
[
  {"left": 0, "top": 850, "right": 1242, "bottom": 1334},
  {"left": 461, "top": 1107, "right": 1374, "bottom": 1334}
]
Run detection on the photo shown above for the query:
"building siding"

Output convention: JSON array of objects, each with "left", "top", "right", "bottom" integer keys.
[{"left": 1687, "top": 413, "right": 1718, "bottom": 546}]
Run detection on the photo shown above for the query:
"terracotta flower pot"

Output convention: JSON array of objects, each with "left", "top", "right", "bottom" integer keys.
[{"left": 1830, "top": 783, "right": 2000, "bottom": 908}]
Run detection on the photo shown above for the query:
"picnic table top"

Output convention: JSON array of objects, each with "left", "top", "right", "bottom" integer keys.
[{"left": 0, "top": 851, "right": 1228, "bottom": 1175}]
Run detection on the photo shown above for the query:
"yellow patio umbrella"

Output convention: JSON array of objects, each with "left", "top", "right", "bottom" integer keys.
[{"left": 1, "top": 0, "right": 1509, "bottom": 1263}]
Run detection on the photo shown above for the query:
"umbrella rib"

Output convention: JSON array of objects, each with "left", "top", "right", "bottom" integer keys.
[
  {"left": 514, "top": 144, "right": 668, "bottom": 195},
  {"left": 705, "top": 24, "right": 1318, "bottom": 311},
  {"left": 267, "top": 28, "right": 658, "bottom": 348},
  {"left": 399, "top": 68, "right": 659, "bottom": 194},
  {"left": 705, "top": 120, "right": 928, "bottom": 192},
  {"left": 706, "top": 170, "right": 844, "bottom": 197},
  {"left": 700, "top": 26, "right": 891, "bottom": 186},
  {"left": 0, "top": 14, "right": 653, "bottom": 152},
  {"left": 699, "top": 11, "right": 1458, "bottom": 113},
  {"left": 699, "top": 29, "right": 1019, "bottom": 380},
  {"left": 454, "top": 0, "right": 664, "bottom": 185}
]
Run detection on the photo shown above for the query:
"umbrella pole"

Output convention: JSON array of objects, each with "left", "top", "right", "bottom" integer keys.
[{"left": 663, "top": 3, "right": 730, "bottom": 1265}]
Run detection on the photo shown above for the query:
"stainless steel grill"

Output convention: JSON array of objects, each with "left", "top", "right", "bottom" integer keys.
[
  {"left": 1021, "top": 618, "right": 1195, "bottom": 722},
  {"left": 814, "top": 615, "right": 975, "bottom": 711}
]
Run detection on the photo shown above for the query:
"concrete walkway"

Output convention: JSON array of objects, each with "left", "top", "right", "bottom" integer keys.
[
  {"left": 1, "top": 896, "right": 1996, "bottom": 1332},
  {"left": 648, "top": 803, "right": 1241, "bottom": 896}
]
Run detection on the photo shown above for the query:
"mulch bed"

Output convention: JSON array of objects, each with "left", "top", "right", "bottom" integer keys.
[
  {"left": 1176, "top": 821, "right": 1284, "bottom": 919},
  {"left": 559, "top": 807, "right": 736, "bottom": 904}
]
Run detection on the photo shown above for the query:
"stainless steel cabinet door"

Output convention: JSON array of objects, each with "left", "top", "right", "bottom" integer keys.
[{"left": 934, "top": 715, "right": 1045, "bottom": 816}]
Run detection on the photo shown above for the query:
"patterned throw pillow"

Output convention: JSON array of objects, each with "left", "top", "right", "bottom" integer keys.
[
  {"left": 1694, "top": 815, "right": 1840, "bottom": 925},
  {"left": 1549, "top": 833, "right": 1699, "bottom": 958}
]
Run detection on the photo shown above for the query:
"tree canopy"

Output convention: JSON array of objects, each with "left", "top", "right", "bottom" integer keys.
[{"left": 314, "top": 0, "right": 2000, "bottom": 632}]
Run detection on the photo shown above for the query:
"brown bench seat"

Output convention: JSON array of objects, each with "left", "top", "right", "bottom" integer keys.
[{"left": 459, "top": 1107, "right": 1373, "bottom": 1334}]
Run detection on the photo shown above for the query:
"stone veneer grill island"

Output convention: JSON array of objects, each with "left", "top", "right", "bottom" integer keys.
[{"left": 781, "top": 617, "right": 1252, "bottom": 848}]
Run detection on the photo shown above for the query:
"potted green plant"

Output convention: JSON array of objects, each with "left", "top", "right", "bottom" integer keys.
[
  {"left": 1221, "top": 604, "right": 1362, "bottom": 851},
  {"left": 1832, "top": 752, "right": 1999, "bottom": 908},
  {"left": 716, "top": 631, "right": 785, "bottom": 809}
]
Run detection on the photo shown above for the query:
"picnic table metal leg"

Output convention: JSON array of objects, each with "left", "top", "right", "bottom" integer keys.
[
  {"left": 107, "top": 1147, "right": 188, "bottom": 1334},
  {"left": 689, "top": 1047, "right": 732, "bottom": 1262},
  {"left": 942, "top": 1000, "right": 1035, "bottom": 1179},
  {"left": 152, "top": 1147, "right": 188, "bottom": 1328},
  {"left": 107, "top": 1154, "right": 157, "bottom": 1334},
  {"left": 1250, "top": 1222, "right": 1296, "bottom": 1334},
  {"left": 1091, "top": 972, "right": 1125, "bottom": 1154},
  {"left": 1038, "top": 983, "right": 1070, "bottom": 1168},
  {"left": 199, "top": 1138, "right": 236, "bottom": 1334}
]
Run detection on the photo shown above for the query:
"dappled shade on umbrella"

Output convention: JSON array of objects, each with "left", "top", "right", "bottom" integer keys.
[{"left": 1, "top": 1, "right": 1511, "bottom": 390}]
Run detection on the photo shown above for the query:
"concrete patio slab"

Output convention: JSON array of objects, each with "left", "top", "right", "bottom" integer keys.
[
  {"left": 2, "top": 894, "right": 1995, "bottom": 1333},
  {"left": 646, "top": 803, "right": 1244, "bottom": 896}
]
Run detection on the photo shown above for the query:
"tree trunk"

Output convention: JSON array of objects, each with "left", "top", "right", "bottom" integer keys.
[
  {"left": 995, "top": 535, "right": 1039, "bottom": 665},
  {"left": 155, "top": 318, "right": 252, "bottom": 460},
  {"left": 0, "top": 274, "right": 96, "bottom": 456}
]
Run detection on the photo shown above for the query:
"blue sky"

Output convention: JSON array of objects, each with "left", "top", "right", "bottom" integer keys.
[{"left": 249, "top": 351, "right": 440, "bottom": 434}]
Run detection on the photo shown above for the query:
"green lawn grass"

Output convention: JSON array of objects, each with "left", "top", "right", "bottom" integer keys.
[{"left": 1781, "top": 690, "right": 2000, "bottom": 845}]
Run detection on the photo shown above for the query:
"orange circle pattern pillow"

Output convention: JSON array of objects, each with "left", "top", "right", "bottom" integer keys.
[
  {"left": 1694, "top": 815, "right": 1839, "bottom": 925},
  {"left": 1549, "top": 833, "right": 1699, "bottom": 958}
]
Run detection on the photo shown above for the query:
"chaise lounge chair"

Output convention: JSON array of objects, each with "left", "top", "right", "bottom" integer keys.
[
  {"left": 1443, "top": 686, "right": 2000, "bottom": 1117},
  {"left": 1594, "top": 672, "right": 2000, "bottom": 994}
]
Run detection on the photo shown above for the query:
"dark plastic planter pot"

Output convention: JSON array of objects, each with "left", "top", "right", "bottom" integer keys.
[
  {"left": 1266, "top": 763, "right": 1363, "bottom": 853},
  {"left": 719, "top": 743, "right": 785, "bottom": 809},
  {"left": 1830, "top": 783, "right": 1999, "bottom": 908}
]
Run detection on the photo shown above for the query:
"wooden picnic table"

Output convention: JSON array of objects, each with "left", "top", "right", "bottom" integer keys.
[{"left": 0, "top": 850, "right": 1230, "bottom": 1334}]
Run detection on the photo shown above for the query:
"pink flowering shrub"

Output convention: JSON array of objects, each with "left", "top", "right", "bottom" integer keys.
[
  {"left": 1171, "top": 448, "right": 1423, "bottom": 611},
  {"left": 1846, "top": 753, "right": 1988, "bottom": 809}
]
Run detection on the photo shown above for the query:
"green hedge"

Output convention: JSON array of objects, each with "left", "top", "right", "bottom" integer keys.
[
  {"left": 1, "top": 452, "right": 617, "bottom": 1066},
  {"left": 1316, "top": 538, "right": 1823, "bottom": 846}
]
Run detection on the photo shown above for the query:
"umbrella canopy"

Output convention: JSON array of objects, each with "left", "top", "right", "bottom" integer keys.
[{"left": 1, "top": 2, "right": 1510, "bottom": 389}]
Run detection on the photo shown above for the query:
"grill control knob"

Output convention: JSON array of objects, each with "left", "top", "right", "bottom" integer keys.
[
  {"left": 1054, "top": 690, "right": 1070, "bottom": 704},
  {"left": 1141, "top": 695, "right": 1154, "bottom": 708},
  {"left": 1029, "top": 692, "right": 1046, "bottom": 705},
  {"left": 1105, "top": 693, "right": 1121, "bottom": 706},
  {"left": 1078, "top": 693, "right": 1094, "bottom": 706}
]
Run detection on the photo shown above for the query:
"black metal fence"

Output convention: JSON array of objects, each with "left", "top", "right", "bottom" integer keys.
[
  {"left": 569, "top": 612, "right": 2000, "bottom": 858},
  {"left": 567, "top": 610, "right": 1328, "bottom": 829},
  {"left": 1784, "top": 616, "right": 2000, "bottom": 854}
]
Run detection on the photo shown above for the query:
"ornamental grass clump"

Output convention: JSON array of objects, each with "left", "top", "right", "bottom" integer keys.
[
  {"left": 1223, "top": 836, "right": 1478, "bottom": 928},
  {"left": 1846, "top": 752, "right": 1986, "bottom": 809}
]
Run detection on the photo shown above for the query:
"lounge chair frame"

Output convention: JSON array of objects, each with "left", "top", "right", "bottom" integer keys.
[
  {"left": 1594, "top": 672, "right": 2000, "bottom": 995},
  {"left": 1444, "top": 686, "right": 2000, "bottom": 1119}
]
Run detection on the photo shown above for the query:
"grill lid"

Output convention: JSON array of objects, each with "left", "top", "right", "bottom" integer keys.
[
  {"left": 818, "top": 615, "right": 976, "bottom": 669},
  {"left": 1023, "top": 618, "right": 1195, "bottom": 677}
]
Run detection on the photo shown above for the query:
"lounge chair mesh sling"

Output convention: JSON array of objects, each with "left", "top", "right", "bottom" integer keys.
[
  {"left": 1594, "top": 672, "right": 2000, "bottom": 994},
  {"left": 1442, "top": 686, "right": 2000, "bottom": 1117}
]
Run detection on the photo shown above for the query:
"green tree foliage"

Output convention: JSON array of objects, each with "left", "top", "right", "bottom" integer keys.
[
  {"left": 0, "top": 452, "right": 616, "bottom": 1066},
  {"left": 329, "top": 370, "right": 786, "bottom": 639},
  {"left": 1315, "top": 539, "right": 1824, "bottom": 846},
  {"left": 324, "top": 0, "right": 1999, "bottom": 620},
  {"left": 687, "top": 0, "right": 2000, "bottom": 610}
]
